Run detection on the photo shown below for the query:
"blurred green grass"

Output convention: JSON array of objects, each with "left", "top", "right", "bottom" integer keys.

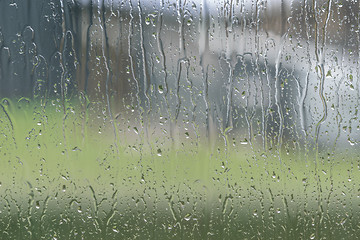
[{"left": 0, "top": 98, "right": 359, "bottom": 239}]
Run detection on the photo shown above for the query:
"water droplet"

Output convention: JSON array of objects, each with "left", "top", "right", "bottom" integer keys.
[
  {"left": 240, "top": 139, "right": 248, "bottom": 145},
  {"left": 253, "top": 209, "right": 258, "bottom": 216},
  {"left": 133, "top": 127, "right": 139, "bottom": 134},
  {"left": 184, "top": 213, "right": 191, "bottom": 221},
  {"left": 187, "top": 17, "right": 193, "bottom": 26}
]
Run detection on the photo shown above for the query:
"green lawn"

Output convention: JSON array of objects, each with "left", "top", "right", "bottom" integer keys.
[{"left": 0, "top": 98, "right": 359, "bottom": 239}]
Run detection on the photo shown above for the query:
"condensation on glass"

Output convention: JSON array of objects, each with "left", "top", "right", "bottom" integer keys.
[{"left": 0, "top": 0, "right": 359, "bottom": 239}]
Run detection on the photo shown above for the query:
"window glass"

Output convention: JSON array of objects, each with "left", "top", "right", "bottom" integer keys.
[{"left": 0, "top": 0, "right": 359, "bottom": 239}]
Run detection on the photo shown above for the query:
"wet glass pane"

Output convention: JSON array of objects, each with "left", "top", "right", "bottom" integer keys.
[{"left": 0, "top": 0, "right": 359, "bottom": 239}]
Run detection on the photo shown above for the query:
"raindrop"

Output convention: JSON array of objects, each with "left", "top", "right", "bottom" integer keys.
[{"left": 184, "top": 213, "right": 191, "bottom": 221}]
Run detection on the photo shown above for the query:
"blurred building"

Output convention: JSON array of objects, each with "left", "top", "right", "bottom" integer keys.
[{"left": 0, "top": 0, "right": 359, "bottom": 150}]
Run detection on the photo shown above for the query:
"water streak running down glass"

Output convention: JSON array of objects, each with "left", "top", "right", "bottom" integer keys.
[{"left": 0, "top": 0, "right": 359, "bottom": 239}]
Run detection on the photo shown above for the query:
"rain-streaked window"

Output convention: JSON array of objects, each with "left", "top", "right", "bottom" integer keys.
[{"left": 0, "top": 0, "right": 359, "bottom": 239}]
